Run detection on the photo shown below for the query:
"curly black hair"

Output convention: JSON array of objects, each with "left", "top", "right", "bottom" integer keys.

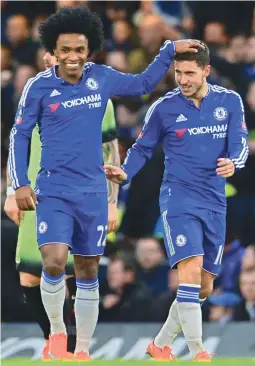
[{"left": 39, "top": 6, "right": 104, "bottom": 56}]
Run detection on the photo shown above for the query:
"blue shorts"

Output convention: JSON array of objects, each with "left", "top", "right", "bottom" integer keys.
[
  {"left": 161, "top": 207, "right": 226, "bottom": 276},
  {"left": 36, "top": 192, "right": 108, "bottom": 256}
]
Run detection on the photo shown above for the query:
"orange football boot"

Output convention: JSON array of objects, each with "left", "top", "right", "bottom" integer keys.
[
  {"left": 146, "top": 341, "right": 176, "bottom": 361},
  {"left": 48, "top": 333, "right": 72, "bottom": 360},
  {"left": 194, "top": 350, "right": 212, "bottom": 362},
  {"left": 74, "top": 351, "right": 91, "bottom": 361}
]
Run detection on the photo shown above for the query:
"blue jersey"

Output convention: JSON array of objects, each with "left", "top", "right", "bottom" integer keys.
[
  {"left": 8, "top": 41, "right": 175, "bottom": 194},
  {"left": 122, "top": 85, "right": 249, "bottom": 213}
]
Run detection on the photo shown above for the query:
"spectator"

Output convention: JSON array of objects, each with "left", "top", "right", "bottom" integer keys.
[
  {"left": 13, "top": 65, "right": 37, "bottom": 107},
  {"left": 208, "top": 292, "right": 241, "bottom": 325},
  {"left": 99, "top": 253, "right": 152, "bottom": 322},
  {"left": 135, "top": 237, "right": 169, "bottom": 295},
  {"left": 215, "top": 214, "right": 245, "bottom": 293},
  {"left": 5, "top": 14, "right": 39, "bottom": 65},
  {"left": 105, "top": 51, "right": 129, "bottom": 72},
  {"left": 244, "top": 35, "right": 255, "bottom": 81},
  {"left": 31, "top": 15, "right": 47, "bottom": 43},
  {"left": 128, "top": 14, "right": 165, "bottom": 73},
  {"left": 106, "top": 20, "right": 134, "bottom": 52},
  {"left": 241, "top": 245, "right": 255, "bottom": 271},
  {"left": 233, "top": 268, "right": 255, "bottom": 321},
  {"left": 203, "top": 22, "right": 229, "bottom": 50}
]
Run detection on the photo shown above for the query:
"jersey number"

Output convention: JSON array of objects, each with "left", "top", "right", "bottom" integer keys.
[{"left": 97, "top": 225, "right": 107, "bottom": 247}]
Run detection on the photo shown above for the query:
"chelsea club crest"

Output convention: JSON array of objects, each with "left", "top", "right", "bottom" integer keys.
[
  {"left": 213, "top": 107, "right": 228, "bottom": 121},
  {"left": 86, "top": 78, "right": 99, "bottom": 91}
]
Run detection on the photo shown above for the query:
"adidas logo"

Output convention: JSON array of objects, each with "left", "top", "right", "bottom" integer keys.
[
  {"left": 176, "top": 114, "right": 187, "bottom": 122},
  {"left": 50, "top": 89, "right": 61, "bottom": 97}
]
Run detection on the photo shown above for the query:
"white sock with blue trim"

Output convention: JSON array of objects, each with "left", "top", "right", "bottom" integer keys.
[
  {"left": 40, "top": 269, "right": 66, "bottom": 334},
  {"left": 74, "top": 278, "right": 99, "bottom": 354},
  {"left": 154, "top": 299, "right": 182, "bottom": 348},
  {"left": 177, "top": 283, "right": 205, "bottom": 357}
]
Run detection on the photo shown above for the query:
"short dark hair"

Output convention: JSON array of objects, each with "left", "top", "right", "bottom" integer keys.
[
  {"left": 174, "top": 42, "right": 210, "bottom": 68},
  {"left": 113, "top": 252, "right": 137, "bottom": 273},
  {"left": 39, "top": 6, "right": 104, "bottom": 56}
]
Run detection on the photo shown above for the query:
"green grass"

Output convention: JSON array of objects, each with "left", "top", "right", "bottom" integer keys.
[{"left": 1, "top": 358, "right": 255, "bottom": 366}]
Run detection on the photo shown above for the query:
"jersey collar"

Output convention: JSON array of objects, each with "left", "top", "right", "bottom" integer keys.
[
  {"left": 52, "top": 64, "right": 91, "bottom": 85},
  {"left": 179, "top": 83, "right": 211, "bottom": 105}
]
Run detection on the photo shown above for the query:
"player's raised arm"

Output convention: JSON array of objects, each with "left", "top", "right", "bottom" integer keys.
[
  {"left": 8, "top": 77, "right": 41, "bottom": 210},
  {"left": 104, "top": 101, "right": 163, "bottom": 185},
  {"left": 104, "top": 40, "right": 204, "bottom": 97}
]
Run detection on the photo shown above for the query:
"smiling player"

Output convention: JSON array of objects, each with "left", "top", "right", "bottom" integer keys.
[
  {"left": 8, "top": 5, "right": 204, "bottom": 360},
  {"left": 104, "top": 42, "right": 248, "bottom": 361}
]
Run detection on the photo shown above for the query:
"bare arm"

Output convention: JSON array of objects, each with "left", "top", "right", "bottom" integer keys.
[{"left": 103, "top": 138, "right": 120, "bottom": 203}]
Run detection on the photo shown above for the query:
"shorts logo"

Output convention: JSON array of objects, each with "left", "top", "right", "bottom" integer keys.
[
  {"left": 39, "top": 221, "right": 48, "bottom": 234},
  {"left": 213, "top": 107, "right": 228, "bottom": 121},
  {"left": 176, "top": 234, "right": 187, "bottom": 246},
  {"left": 86, "top": 78, "right": 99, "bottom": 90}
]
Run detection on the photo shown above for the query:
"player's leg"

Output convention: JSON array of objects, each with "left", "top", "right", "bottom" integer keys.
[
  {"left": 149, "top": 211, "right": 208, "bottom": 360},
  {"left": 19, "top": 272, "right": 51, "bottom": 359},
  {"left": 36, "top": 195, "right": 74, "bottom": 360},
  {"left": 71, "top": 192, "right": 108, "bottom": 360},
  {"left": 16, "top": 213, "right": 51, "bottom": 359}
]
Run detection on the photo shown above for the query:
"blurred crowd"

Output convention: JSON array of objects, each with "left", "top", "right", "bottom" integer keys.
[{"left": 1, "top": 1, "right": 255, "bottom": 324}]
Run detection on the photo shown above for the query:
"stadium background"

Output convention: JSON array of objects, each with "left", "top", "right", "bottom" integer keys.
[{"left": 1, "top": 0, "right": 255, "bottom": 360}]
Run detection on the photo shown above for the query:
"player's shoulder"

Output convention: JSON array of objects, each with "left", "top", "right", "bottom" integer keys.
[
  {"left": 24, "top": 69, "right": 53, "bottom": 92},
  {"left": 83, "top": 62, "right": 95, "bottom": 72},
  {"left": 210, "top": 84, "right": 242, "bottom": 102},
  {"left": 20, "top": 69, "right": 53, "bottom": 106},
  {"left": 145, "top": 88, "right": 181, "bottom": 121}
]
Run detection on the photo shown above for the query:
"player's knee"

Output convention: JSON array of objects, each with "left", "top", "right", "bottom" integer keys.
[
  {"left": 74, "top": 256, "right": 100, "bottom": 279},
  {"left": 200, "top": 282, "right": 214, "bottom": 298},
  {"left": 43, "top": 259, "right": 65, "bottom": 277},
  {"left": 177, "top": 256, "right": 203, "bottom": 284}
]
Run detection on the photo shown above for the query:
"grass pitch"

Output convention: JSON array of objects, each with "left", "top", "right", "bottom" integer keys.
[{"left": 2, "top": 358, "right": 255, "bottom": 366}]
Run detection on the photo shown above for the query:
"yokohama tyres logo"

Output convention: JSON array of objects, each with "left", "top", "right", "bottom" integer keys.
[{"left": 176, "top": 124, "right": 228, "bottom": 139}]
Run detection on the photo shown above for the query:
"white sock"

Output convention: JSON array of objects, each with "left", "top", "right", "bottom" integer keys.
[
  {"left": 154, "top": 295, "right": 207, "bottom": 349},
  {"left": 177, "top": 284, "right": 205, "bottom": 357},
  {"left": 40, "top": 269, "right": 66, "bottom": 335},
  {"left": 154, "top": 299, "right": 182, "bottom": 348},
  {"left": 74, "top": 278, "right": 99, "bottom": 354}
]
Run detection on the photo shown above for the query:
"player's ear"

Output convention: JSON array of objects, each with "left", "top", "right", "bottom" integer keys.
[{"left": 204, "top": 65, "right": 211, "bottom": 78}]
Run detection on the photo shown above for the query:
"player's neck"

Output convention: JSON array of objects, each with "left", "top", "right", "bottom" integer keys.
[
  {"left": 189, "top": 82, "right": 209, "bottom": 108},
  {"left": 57, "top": 65, "right": 83, "bottom": 85}
]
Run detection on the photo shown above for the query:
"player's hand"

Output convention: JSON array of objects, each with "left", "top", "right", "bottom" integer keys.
[
  {"left": 216, "top": 158, "right": 235, "bottom": 178},
  {"left": 174, "top": 39, "right": 205, "bottom": 54},
  {"left": 103, "top": 294, "right": 120, "bottom": 309},
  {"left": 107, "top": 202, "right": 118, "bottom": 233},
  {"left": 15, "top": 186, "right": 38, "bottom": 211},
  {"left": 104, "top": 165, "right": 127, "bottom": 184},
  {"left": 4, "top": 194, "right": 24, "bottom": 225}
]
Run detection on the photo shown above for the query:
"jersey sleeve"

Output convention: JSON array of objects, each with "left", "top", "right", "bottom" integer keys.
[
  {"left": 103, "top": 41, "right": 175, "bottom": 97},
  {"left": 228, "top": 92, "right": 249, "bottom": 169},
  {"left": 102, "top": 99, "right": 117, "bottom": 143},
  {"left": 121, "top": 101, "right": 163, "bottom": 183},
  {"left": 8, "top": 79, "right": 40, "bottom": 189}
]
